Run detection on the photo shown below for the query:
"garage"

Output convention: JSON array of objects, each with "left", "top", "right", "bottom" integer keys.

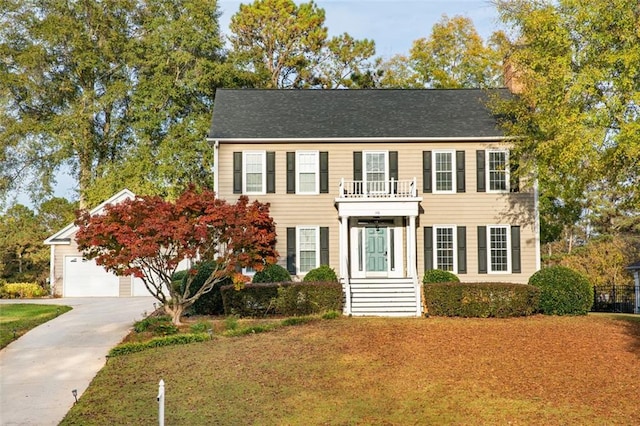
[{"left": 63, "top": 256, "right": 119, "bottom": 297}]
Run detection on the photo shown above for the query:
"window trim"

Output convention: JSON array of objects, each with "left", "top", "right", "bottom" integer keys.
[
  {"left": 242, "top": 151, "right": 266, "bottom": 195},
  {"left": 487, "top": 225, "right": 511, "bottom": 274},
  {"left": 296, "top": 226, "right": 320, "bottom": 274},
  {"left": 363, "top": 150, "right": 389, "bottom": 194},
  {"left": 486, "top": 149, "right": 510, "bottom": 193},
  {"left": 432, "top": 150, "right": 456, "bottom": 194},
  {"left": 295, "top": 150, "right": 319, "bottom": 194},
  {"left": 433, "top": 225, "right": 457, "bottom": 272}
]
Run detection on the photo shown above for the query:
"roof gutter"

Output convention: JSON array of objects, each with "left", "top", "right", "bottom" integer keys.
[{"left": 206, "top": 136, "right": 518, "bottom": 144}]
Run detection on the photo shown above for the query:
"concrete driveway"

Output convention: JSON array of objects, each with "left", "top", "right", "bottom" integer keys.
[{"left": 0, "top": 297, "right": 156, "bottom": 426}]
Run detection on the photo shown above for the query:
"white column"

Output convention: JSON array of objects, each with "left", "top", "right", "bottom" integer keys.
[
  {"left": 634, "top": 271, "right": 640, "bottom": 315},
  {"left": 340, "top": 216, "right": 351, "bottom": 315},
  {"left": 409, "top": 215, "right": 421, "bottom": 316},
  {"left": 49, "top": 245, "right": 55, "bottom": 296}
]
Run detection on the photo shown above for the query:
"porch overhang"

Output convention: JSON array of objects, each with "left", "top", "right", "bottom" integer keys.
[{"left": 335, "top": 198, "right": 422, "bottom": 218}]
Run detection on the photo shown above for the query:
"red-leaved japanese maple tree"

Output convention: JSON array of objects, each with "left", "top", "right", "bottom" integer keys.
[{"left": 75, "top": 187, "right": 278, "bottom": 324}]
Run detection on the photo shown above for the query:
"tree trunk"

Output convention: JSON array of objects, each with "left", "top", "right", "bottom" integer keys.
[{"left": 164, "top": 301, "right": 185, "bottom": 326}]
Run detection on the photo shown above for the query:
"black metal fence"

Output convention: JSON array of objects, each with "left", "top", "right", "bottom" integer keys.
[{"left": 592, "top": 284, "right": 638, "bottom": 313}]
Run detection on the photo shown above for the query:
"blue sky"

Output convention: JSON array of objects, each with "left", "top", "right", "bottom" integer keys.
[
  {"left": 20, "top": 1, "right": 502, "bottom": 207},
  {"left": 218, "top": 0, "right": 502, "bottom": 58}
]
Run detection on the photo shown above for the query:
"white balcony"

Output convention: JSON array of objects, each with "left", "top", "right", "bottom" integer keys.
[{"left": 338, "top": 178, "right": 417, "bottom": 199}]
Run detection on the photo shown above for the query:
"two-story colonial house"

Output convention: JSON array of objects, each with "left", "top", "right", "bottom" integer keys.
[{"left": 208, "top": 89, "right": 540, "bottom": 317}]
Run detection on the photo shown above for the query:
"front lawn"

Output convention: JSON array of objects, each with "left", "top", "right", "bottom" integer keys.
[
  {"left": 0, "top": 303, "right": 72, "bottom": 348},
  {"left": 61, "top": 314, "right": 640, "bottom": 425}
]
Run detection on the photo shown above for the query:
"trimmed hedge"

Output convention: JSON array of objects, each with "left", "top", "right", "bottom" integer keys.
[
  {"left": 528, "top": 266, "right": 593, "bottom": 315},
  {"left": 423, "top": 269, "right": 460, "bottom": 284},
  {"left": 424, "top": 282, "right": 540, "bottom": 317},
  {"left": 252, "top": 264, "right": 291, "bottom": 283},
  {"left": 221, "top": 282, "right": 343, "bottom": 317},
  {"left": 303, "top": 265, "right": 338, "bottom": 282},
  {"left": 274, "top": 282, "right": 343, "bottom": 315}
]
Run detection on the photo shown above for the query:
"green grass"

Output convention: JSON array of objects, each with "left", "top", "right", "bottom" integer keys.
[
  {"left": 0, "top": 304, "right": 72, "bottom": 348},
  {"left": 60, "top": 315, "right": 640, "bottom": 425}
]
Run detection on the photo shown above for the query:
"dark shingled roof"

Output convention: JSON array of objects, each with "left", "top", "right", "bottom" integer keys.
[{"left": 208, "top": 89, "right": 509, "bottom": 140}]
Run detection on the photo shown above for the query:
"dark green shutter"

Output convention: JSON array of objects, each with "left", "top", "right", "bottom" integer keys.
[
  {"left": 286, "top": 152, "right": 295, "bottom": 194},
  {"left": 476, "top": 150, "right": 486, "bottom": 192},
  {"left": 423, "top": 151, "right": 432, "bottom": 193},
  {"left": 320, "top": 152, "right": 329, "bottom": 194},
  {"left": 266, "top": 152, "right": 275, "bottom": 193},
  {"left": 320, "top": 227, "right": 329, "bottom": 265},
  {"left": 287, "top": 228, "right": 296, "bottom": 274},
  {"left": 389, "top": 151, "right": 398, "bottom": 180},
  {"left": 477, "top": 226, "right": 487, "bottom": 274},
  {"left": 233, "top": 152, "right": 242, "bottom": 194},
  {"left": 353, "top": 151, "right": 362, "bottom": 181},
  {"left": 456, "top": 151, "right": 465, "bottom": 193},
  {"left": 511, "top": 226, "right": 521, "bottom": 273},
  {"left": 457, "top": 226, "right": 467, "bottom": 274},
  {"left": 424, "top": 226, "right": 433, "bottom": 271},
  {"left": 509, "top": 150, "right": 520, "bottom": 193}
]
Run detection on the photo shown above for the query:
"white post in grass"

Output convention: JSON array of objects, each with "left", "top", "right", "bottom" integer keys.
[{"left": 157, "top": 379, "right": 165, "bottom": 426}]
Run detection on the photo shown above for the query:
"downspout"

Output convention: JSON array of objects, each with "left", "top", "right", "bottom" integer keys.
[
  {"left": 213, "top": 140, "right": 219, "bottom": 194},
  {"left": 49, "top": 245, "right": 55, "bottom": 296}
]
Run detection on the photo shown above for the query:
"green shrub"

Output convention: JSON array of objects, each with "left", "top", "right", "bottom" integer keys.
[
  {"left": 189, "top": 321, "right": 211, "bottom": 334},
  {"left": 424, "top": 283, "right": 540, "bottom": 317},
  {"left": 181, "top": 261, "right": 232, "bottom": 315},
  {"left": 222, "top": 324, "right": 276, "bottom": 337},
  {"left": 423, "top": 269, "right": 460, "bottom": 284},
  {"left": 108, "top": 333, "right": 210, "bottom": 357},
  {"left": 303, "top": 265, "right": 338, "bottom": 282},
  {"left": 321, "top": 310, "right": 341, "bottom": 320},
  {"left": 220, "top": 282, "right": 343, "bottom": 317},
  {"left": 133, "top": 315, "right": 178, "bottom": 335},
  {"left": 528, "top": 266, "right": 593, "bottom": 315},
  {"left": 252, "top": 264, "right": 291, "bottom": 283},
  {"left": 274, "top": 282, "right": 343, "bottom": 316},
  {"left": 221, "top": 283, "right": 280, "bottom": 317},
  {"left": 171, "top": 270, "right": 188, "bottom": 291},
  {"left": 0, "top": 282, "right": 48, "bottom": 298},
  {"left": 281, "top": 316, "right": 315, "bottom": 326}
]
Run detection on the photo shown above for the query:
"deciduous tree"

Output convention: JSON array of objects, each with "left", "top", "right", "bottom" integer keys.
[
  {"left": 75, "top": 187, "right": 278, "bottom": 325},
  {"left": 494, "top": 0, "right": 640, "bottom": 239}
]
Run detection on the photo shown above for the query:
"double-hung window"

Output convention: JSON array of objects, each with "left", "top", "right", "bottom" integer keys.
[
  {"left": 434, "top": 226, "right": 456, "bottom": 271},
  {"left": 297, "top": 226, "right": 319, "bottom": 273},
  {"left": 433, "top": 150, "right": 455, "bottom": 193},
  {"left": 487, "top": 150, "right": 509, "bottom": 192},
  {"left": 488, "top": 225, "right": 510, "bottom": 273},
  {"left": 364, "top": 151, "right": 388, "bottom": 194},
  {"left": 296, "top": 151, "right": 319, "bottom": 194},
  {"left": 243, "top": 151, "right": 266, "bottom": 194}
]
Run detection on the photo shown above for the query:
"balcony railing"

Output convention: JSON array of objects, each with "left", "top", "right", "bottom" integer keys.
[{"left": 338, "top": 178, "right": 417, "bottom": 199}]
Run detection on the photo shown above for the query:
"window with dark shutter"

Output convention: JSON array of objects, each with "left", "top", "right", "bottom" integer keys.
[
  {"left": 266, "top": 152, "right": 275, "bottom": 193},
  {"left": 457, "top": 226, "right": 467, "bottom": 274},
  {"left": 509, "top": 150, "right": 520, "bottom": 193},
  {"left": 423, "top": 151, "right": 432, "bottom": 193},
  {"left": 233, "top": 152, "right": 242, "bottom": 194},
  {"left": 287, "top": 227, "right": 296, "bottom": 274},
  {"left": 477, "top": 226, "right": 487, "bottom": 273},
  {"left": 511, "top": 226, "right": 521, "bottom": 273},
  {"left": 320, "top": 227, "right": 329, "bottom": 264},
  {"left": 476, "top": 150, "right": 486, "bottom": 192},
  {"left": 286, "top": 152, "right": 295, "bottom": 194},
  {"left": 424, "top": 226, "right": 433, "bottom": 271},
  {"left": 320, "top": 152, "right": 329, "bottom": 194},
  {"left": 456, "top": 151, "right": 465, "bottom": 193}
]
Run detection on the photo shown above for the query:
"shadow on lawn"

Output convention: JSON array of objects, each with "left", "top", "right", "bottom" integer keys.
[{"left": 618, "top": 316, "right": 640, "bottom": 358}]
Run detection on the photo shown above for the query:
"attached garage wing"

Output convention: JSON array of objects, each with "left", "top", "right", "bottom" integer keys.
[{"left": 64, "top": 256, "right": 119, "bottom": 297}]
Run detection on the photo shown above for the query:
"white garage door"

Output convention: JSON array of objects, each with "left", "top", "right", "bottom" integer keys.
[{"left": 64, "top": 256, "right": 119, "bottom": 297}]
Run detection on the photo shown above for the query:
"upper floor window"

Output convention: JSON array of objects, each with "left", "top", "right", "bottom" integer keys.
[
  {"left": 433, "top": 150, "right": 455, "bottom": 193},
  {"left": 487, "top": 150, "right": 509, "bottom": 192},
  {"left": 296, "top": 151, "right": 319, "bottom": 194},
  {"left": 243, "top": 151, "right": 266, "bottom": 194},
  {"left": 364, "top": 151, "right": 388, "bottom": 193}
]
